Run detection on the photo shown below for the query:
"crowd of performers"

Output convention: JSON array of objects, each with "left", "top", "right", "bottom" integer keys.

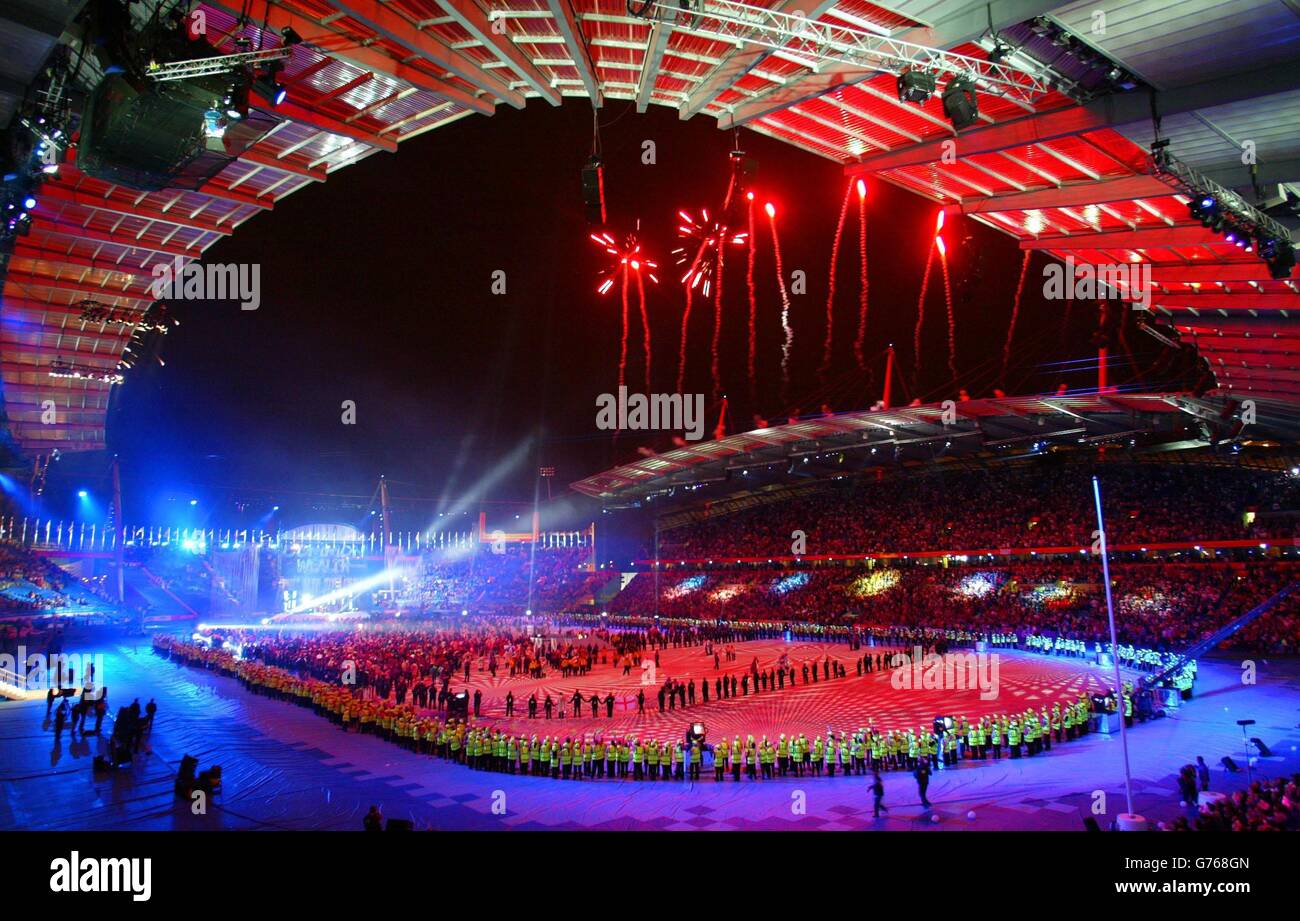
[{"left": 153, "top": 619, "right": 1151, "bottom": 785}]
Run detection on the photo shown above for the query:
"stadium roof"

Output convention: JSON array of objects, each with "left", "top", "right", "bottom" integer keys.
[
  {"left": 2, "top": 0, "right": 1297, "bottom": 456},
  {"left": 568, "top": 391, "right": 1300, "bottom": 502}
]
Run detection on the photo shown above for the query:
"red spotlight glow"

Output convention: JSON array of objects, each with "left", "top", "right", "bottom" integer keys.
[
  {"left": 935, "top": 236, "right": 946, "bottom": 257},
  {"left": 764, "top": 202, "right": 776, "bottom": 218},
  {"left": 746, "top": 191, "right": 754, "bottom": 201},
  {"left": 935, "top": 210, "right": 945, "bottom": 232},
  {"left": 856, "top": 179, "right": 866, "bottom": 199}
]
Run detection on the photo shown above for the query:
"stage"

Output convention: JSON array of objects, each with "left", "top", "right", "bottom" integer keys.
[
  {"left": 447, "top": 637, "right": 1123, "bottom": 742},
  {"left": 3, "top": 634, "right": 1298, "bottom": 831}
]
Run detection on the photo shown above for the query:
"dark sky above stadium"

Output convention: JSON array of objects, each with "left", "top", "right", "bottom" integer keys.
[{"left": 53, "top": 100, "right": 1155, "bottom": 529}]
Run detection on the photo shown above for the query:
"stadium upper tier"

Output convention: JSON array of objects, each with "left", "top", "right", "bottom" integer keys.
[
  {"left": 3, "top": 1, "right": 1298, "bottom": 456},
  {"left": 572, "top": 393, "right": 1299, "bottom": 502},
  {"left": 649, "top": 459, "right": 1300, "bottom": 561}
]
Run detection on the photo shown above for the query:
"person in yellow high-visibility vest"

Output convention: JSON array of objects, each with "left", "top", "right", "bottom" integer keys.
[
  {"left": 715, "top": 739, "right": 728, "bottom": 782},
  {"left": 646, "top": 739, "right": 660, "bottom": 779}
]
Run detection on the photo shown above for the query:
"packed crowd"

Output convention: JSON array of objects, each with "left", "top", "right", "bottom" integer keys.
[
  {"left": 1164, "top": 775, "right": 1300, "bottom": 832},
  {"left": 612, "top": 561, "right": 1300, "bottom": 653},
  {"left": 659, "top": 463, "right": 1298, "bottom": 559},
  {"left": 0, "top": 544, "right": 111, "bottom": 616}
]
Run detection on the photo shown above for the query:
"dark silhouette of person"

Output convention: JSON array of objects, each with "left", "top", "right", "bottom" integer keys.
[{"left": 913, "top": 762, "right": 932, "bottom": 808}]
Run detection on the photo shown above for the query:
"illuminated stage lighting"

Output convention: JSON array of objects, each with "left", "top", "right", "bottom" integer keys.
[
  {"left": 224, "top": 74, "right": 251, "bottom": 120},
  {"left": 254, "top": 74, "right": 287, "bottom": 107}
]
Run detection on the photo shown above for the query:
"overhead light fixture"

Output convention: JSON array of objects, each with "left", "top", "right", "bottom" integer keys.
[
  {"left": 254, "top": 70, "right": 287, "bottom": 107},
  {"left": 896, "top": 69, "right": 936, "bottom": 105},
  {"left": 281, "top": 26, "right": 302, "bottom": 47},
  {"left": 941, "top": 76, "right": 979, "bottom": 129}
]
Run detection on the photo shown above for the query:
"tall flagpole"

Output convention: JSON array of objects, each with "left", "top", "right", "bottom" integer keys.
[{"left": 1092, "top": 475, "right": 1138, "bottom": 822}]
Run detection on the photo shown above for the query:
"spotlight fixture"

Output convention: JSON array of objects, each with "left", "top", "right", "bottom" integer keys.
[
  {"left": 896, "top": 68, "right": 936, "bottom": 104},
  {"left": 941, "top": 76, "right": 979, "bottom": 130},
  {"left": 1268, "top": 240, "right": 1296, "bottom": 279},
  {"left": 254, "top": 71, "right": 287, "bottom": 107},
  {"left": 280, "top": 26, "right": 302, "bottom": 46},
  {"left": 224, "top": 82, "right": 249, "bottom": 120}
]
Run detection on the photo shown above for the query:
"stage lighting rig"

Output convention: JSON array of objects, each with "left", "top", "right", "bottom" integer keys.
[
  {"left": 144, "top": 45, "right": 292, "bottom": 83},
  {"left": 1155, "top": 143, "right": 1297, "bottom": 278},
  {"left": 48, "top": 360, "right": 125, "bottom": 385},
  {"left": 626, "top": 0, "right": 1059, "bottom": 107}
]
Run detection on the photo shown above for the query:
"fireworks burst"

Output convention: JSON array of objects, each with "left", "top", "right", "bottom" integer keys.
[
  {"left": 591, "top": 230, "right": 658, "bottom": 295},
  {"left": 672, "top": 208, "right": 748, "bottom": 299},
  {"left": 592, "top": 230, "right": 658, "bottom": 390}
]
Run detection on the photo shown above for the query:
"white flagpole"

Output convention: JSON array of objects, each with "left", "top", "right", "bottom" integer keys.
[{"left": 1092, "top": 475, "right": 1137, "bottom": 819}]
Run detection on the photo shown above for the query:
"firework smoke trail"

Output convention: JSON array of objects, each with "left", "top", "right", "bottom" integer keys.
[
  {"left": 853, "top": 180, "right": 869, "bottom": 371},
  {"left": 746, "top": 194, "right": 757, "bottom": 403},
  {"left": 619, "top": 263, "right": 630, "bottom": 390},
  {"left": 766, "top": 203, "right": 793, "bottom": 399},
  {"left": 821, "top": 181, "right": 853, "bottom": 382},
  {"left": 1001, "top": 250, "right": 1031, "bottom": 387},
  {"left": 675, "top": 221, "right": 713, "bottom": 394},
  {"left": 711, "top": 243, "right": 726, "bottom": 402},
  {"left": 912, "top": 241, "right": 935, "bottom": 381},
  {"left": 637, "top": 269, "right": 651, "bottom": 393},
  {"left": 937, "top": 238, "right": 957, "bottom": 382},
  {"left": 676, "top": 285, "right": 694, "bottom": 394}
]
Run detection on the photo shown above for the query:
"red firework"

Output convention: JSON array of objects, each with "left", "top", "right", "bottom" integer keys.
[
  {"left": 591, "top": 230, "right": 659, "bottom": 295},
  {"left": 672, "top": 208, "right": 748, "bottom": 298}
]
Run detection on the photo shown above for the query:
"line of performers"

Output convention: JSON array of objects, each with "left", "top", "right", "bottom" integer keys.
[{"left": 155, "top": 635, "right": 1115, "bottom": 782}]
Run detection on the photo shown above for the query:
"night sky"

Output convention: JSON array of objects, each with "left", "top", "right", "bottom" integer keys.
[{"left": 48, "top": 99, "right": 1163, "bottom": 530}]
